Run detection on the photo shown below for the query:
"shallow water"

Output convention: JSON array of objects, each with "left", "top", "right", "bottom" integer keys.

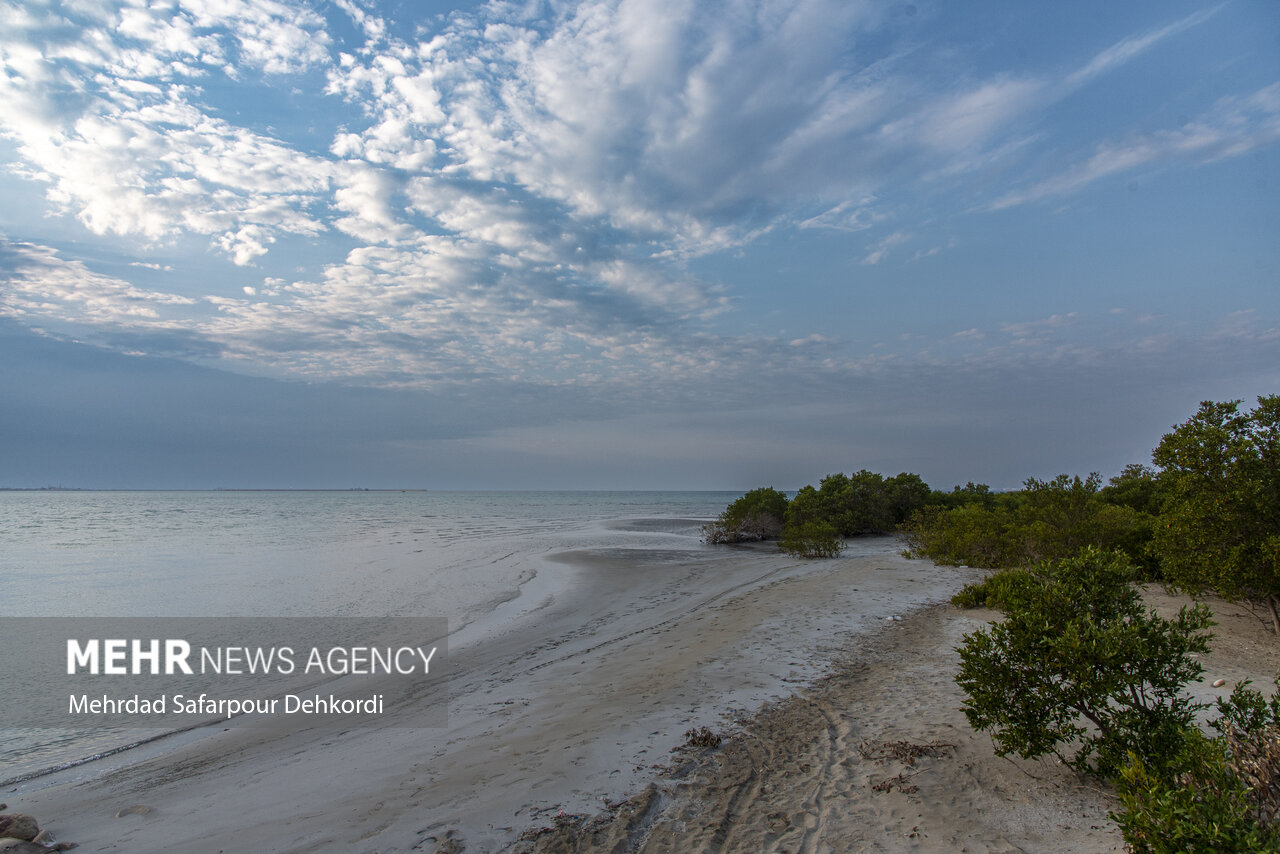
[{"left": 0, "top": 490, "right": 737, "bottom": 780}]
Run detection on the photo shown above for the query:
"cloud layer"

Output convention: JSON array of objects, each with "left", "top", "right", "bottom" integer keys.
[{"left": 1, "top": 0, "right": 1277, "bottom": 408}]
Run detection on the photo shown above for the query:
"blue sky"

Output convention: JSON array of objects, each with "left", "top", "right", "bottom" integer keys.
[{"left": 1, "top": 0, "right": 1277, "bottom": 490}]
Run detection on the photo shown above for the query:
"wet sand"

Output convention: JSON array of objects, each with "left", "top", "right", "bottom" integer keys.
[
  {"left": 6, "top": 535, "right": 1273, "bottom": 852},
  {"left": 512, "top": 588, "right": 1278, "bottom": 854}
]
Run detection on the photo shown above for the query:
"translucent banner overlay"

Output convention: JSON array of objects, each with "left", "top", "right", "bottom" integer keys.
[{"left": 0, "top": 618, "right": 449, "bottom": 730}]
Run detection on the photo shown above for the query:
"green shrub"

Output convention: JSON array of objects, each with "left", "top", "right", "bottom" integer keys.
[
  {"left": 1100, "top": 463, "right": 1162, "bottom": 516},
  {"left": 1214, "top": 678, "right": 1280, "bottom": 736},
  {"left": 900, "top": 503, "right": 1024, "bottom": 568},
  {"left": 927, "top": 482, "right": 998, "bottom": 510},
  {"left": 1113, "top": 679, "right": 1280, "bottom": 853},
  {"left": 785, "top": 471, "right": 930, "bottom": 537},
  {"left": 1115, "top": 730, "right": 1279, "bottom": 853},
  {"left": 950, "top": 568, "right": 1035, "bottom": 610},
  {"left": 1152, "top": 396, "right": 1280, "bottom": 634},
  {"left": 778, "top": 520, "right": 844, "bottom": 559},
  {"left": 956, "top": 548, "right": 1214, "bottom": 777},
  {"left": 1213, "top": 678, "right": 1280, "bottom": 831},
  {"left": 702, "top": 486, "right": 790, "bottom": 544},
  {"left": 949, "top": 584, "right": 986, "bottom": 609},
  {"left": 901, "top": 473, "right": 1156, "bottom": 572}
]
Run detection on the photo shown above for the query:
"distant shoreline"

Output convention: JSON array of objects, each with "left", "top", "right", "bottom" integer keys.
[
  {"left": 0, "top": 487, "right": 742, "bottom": 493},
  {"left": 0, "top": 487, "right": 429, "bottom": 492}
]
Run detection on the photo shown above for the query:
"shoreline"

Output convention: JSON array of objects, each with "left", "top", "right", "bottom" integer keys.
[
  {"left": 9, "top": 534, "right": 1268, "bottom": 852},
  {"left": 7, "top": 535, "right": 974, "bottom": 851},
  {"left": 512, "top": 600, "right": 1127, "bottom": 853},
  {"left": 4, "top": 538, "right": 569, "bottom": 793},
  {"left": 510, "top": 586, "right": 1278, "bottom": 854}
]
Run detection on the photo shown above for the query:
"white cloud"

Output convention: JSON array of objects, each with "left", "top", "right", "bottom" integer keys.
[
  {"left": 1000, "top": 312, "right": 1078, "bottom": 342},
  {"left": 332, "top": 163, "right": 413, "bottom": 244},
  {"left": 0, "top": 0, "right": 335, "bottom": 263},
  {"left": 883, "top": 77, "right": 1043, "bottom": 153},
  {"left": 325, "top": 0, "right": 901, "bottom": 253},
  {"left": 332, "top": 0, "right": 387, "bottom": 44},
  {"left": 1, "top": 240, "right": 196, "bottom": 326},
  {"left": 907, "top": 238, "right": 957, "bottom": 262},
  {"left": 990, "top": 84, "right": 1280, "bottom": 210},
  {"left": 0, "top": 0, "right": 1276, "bottom": 399},
  {"left": 797, "top": 197, "right": 882, "bottom": 232},
  {"left": 1062, "top": 6, "right": 1222, "bottom": 92},
  {"left": 860, "top": 230, "right": 909, "bottom": 265},
  {"left": 180, "top": 0, "right": 332, "bottom": 75}
]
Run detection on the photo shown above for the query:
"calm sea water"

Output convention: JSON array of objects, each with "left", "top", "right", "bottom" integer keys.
[{"left": 0, "top": 490, "right": 737, "bottom": 781}]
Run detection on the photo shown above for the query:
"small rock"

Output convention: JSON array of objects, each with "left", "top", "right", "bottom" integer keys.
[
  {"left": 114, "top": 805, "right": 152, "bottom": 818},
  {"left": 0, "top": 815, "right": 38, "bottom": 842},
  {"left": 1213, "top": 678, "right": 1227, "bottom": 688},
  {"left": 0, "top": 840, "right": 48, "bottom": 853}
]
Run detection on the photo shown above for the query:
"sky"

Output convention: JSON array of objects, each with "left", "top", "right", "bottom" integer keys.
[{"left": 0, "top": 0, "right": 1277, "bottom": 491}]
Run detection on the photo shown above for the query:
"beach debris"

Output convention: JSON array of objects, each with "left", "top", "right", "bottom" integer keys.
[
  {"left": 516, "top": 809, "right": 588, "bottom": 842},
  {"left": 0, "top": 815, "right": 38, "bottom": 842},
  {"left": 675, "top": 727, "right": 722, "bottom": 751},
  {"left": 871, "top": 771, "right": 921, "bottom": 794},
  {"left": 860, "top": 739, "right": 956, "bottom": 797},
  {"left": 1213, "top": 678, "right": 1227, "bottom": 687},
  {"left": 858, "top": 739, "right": 955, "bottom": 766},
  {"left": 113, "top": 805, "right": 152, "bottom": 818}
]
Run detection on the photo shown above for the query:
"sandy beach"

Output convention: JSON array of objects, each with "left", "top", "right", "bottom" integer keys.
[{"left": 6, "top": 531, "right": 1275, "bottom": 852}]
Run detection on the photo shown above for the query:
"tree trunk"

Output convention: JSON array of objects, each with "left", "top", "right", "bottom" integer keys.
[{"left": 1269, "top": 593, "right": 1280, "bottom": 636}]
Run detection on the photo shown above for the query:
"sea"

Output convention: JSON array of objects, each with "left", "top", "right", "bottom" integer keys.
[{"left": 0, "top": 489, "right": 740, "bottom": 782}]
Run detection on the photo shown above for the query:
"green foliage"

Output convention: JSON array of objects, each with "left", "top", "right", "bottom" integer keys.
[
  {"left": 1101, "top": 463, "right": 1162, "bottom": 516},
  {"left": 955, "top": 548, "right": 1214, "bottom": 777},
  {"left": 1212, "top": 678, "right": 1280, "bottom": 832},
  {"left": 1214, "top": 677, "right": 1280, "bottom": 736},
  {"left": 928, "top": 482, "right": 999, "bottom": 510},
  {"left": 1018, "top": 474, "right": 1154, "bottom": 569},
  {"left": 783, "top": 484, "right": 823, "bottom": 528},
  {"left": 950, "top": 567, "right": 1035, "bottom": 610},
  {"left": 885, "top": 472, "right": 932, "bottom": 525},
  {"left": 901, "top": 503, "right": 1024, "bottom": 567},
  {"left": 702, "top": 486, "right": 790, "bottom": 544},
  {"left": 1115, "top": 730, "right": 1279, "bottom": 854},
  {"left": 1152, "top": 396, "right": 1280, "bottom": 633},
  {"left": 778, "top": 520, "right": 844, "bottom": 559},
  {"left": 768, "top": 470, "right": 929, "bottom": 558},
  {"left": 1115, "top": 678, "right": 1280, "bottom": 852},
  {"left": 784, "top": 470, "right": 930, "bottom": 537},
  {"left": 901, "top": 472, "right": 1156, "bottom": 572},
  {"left": 706, "top": 472, "right": 931, "bottom": 552}
]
